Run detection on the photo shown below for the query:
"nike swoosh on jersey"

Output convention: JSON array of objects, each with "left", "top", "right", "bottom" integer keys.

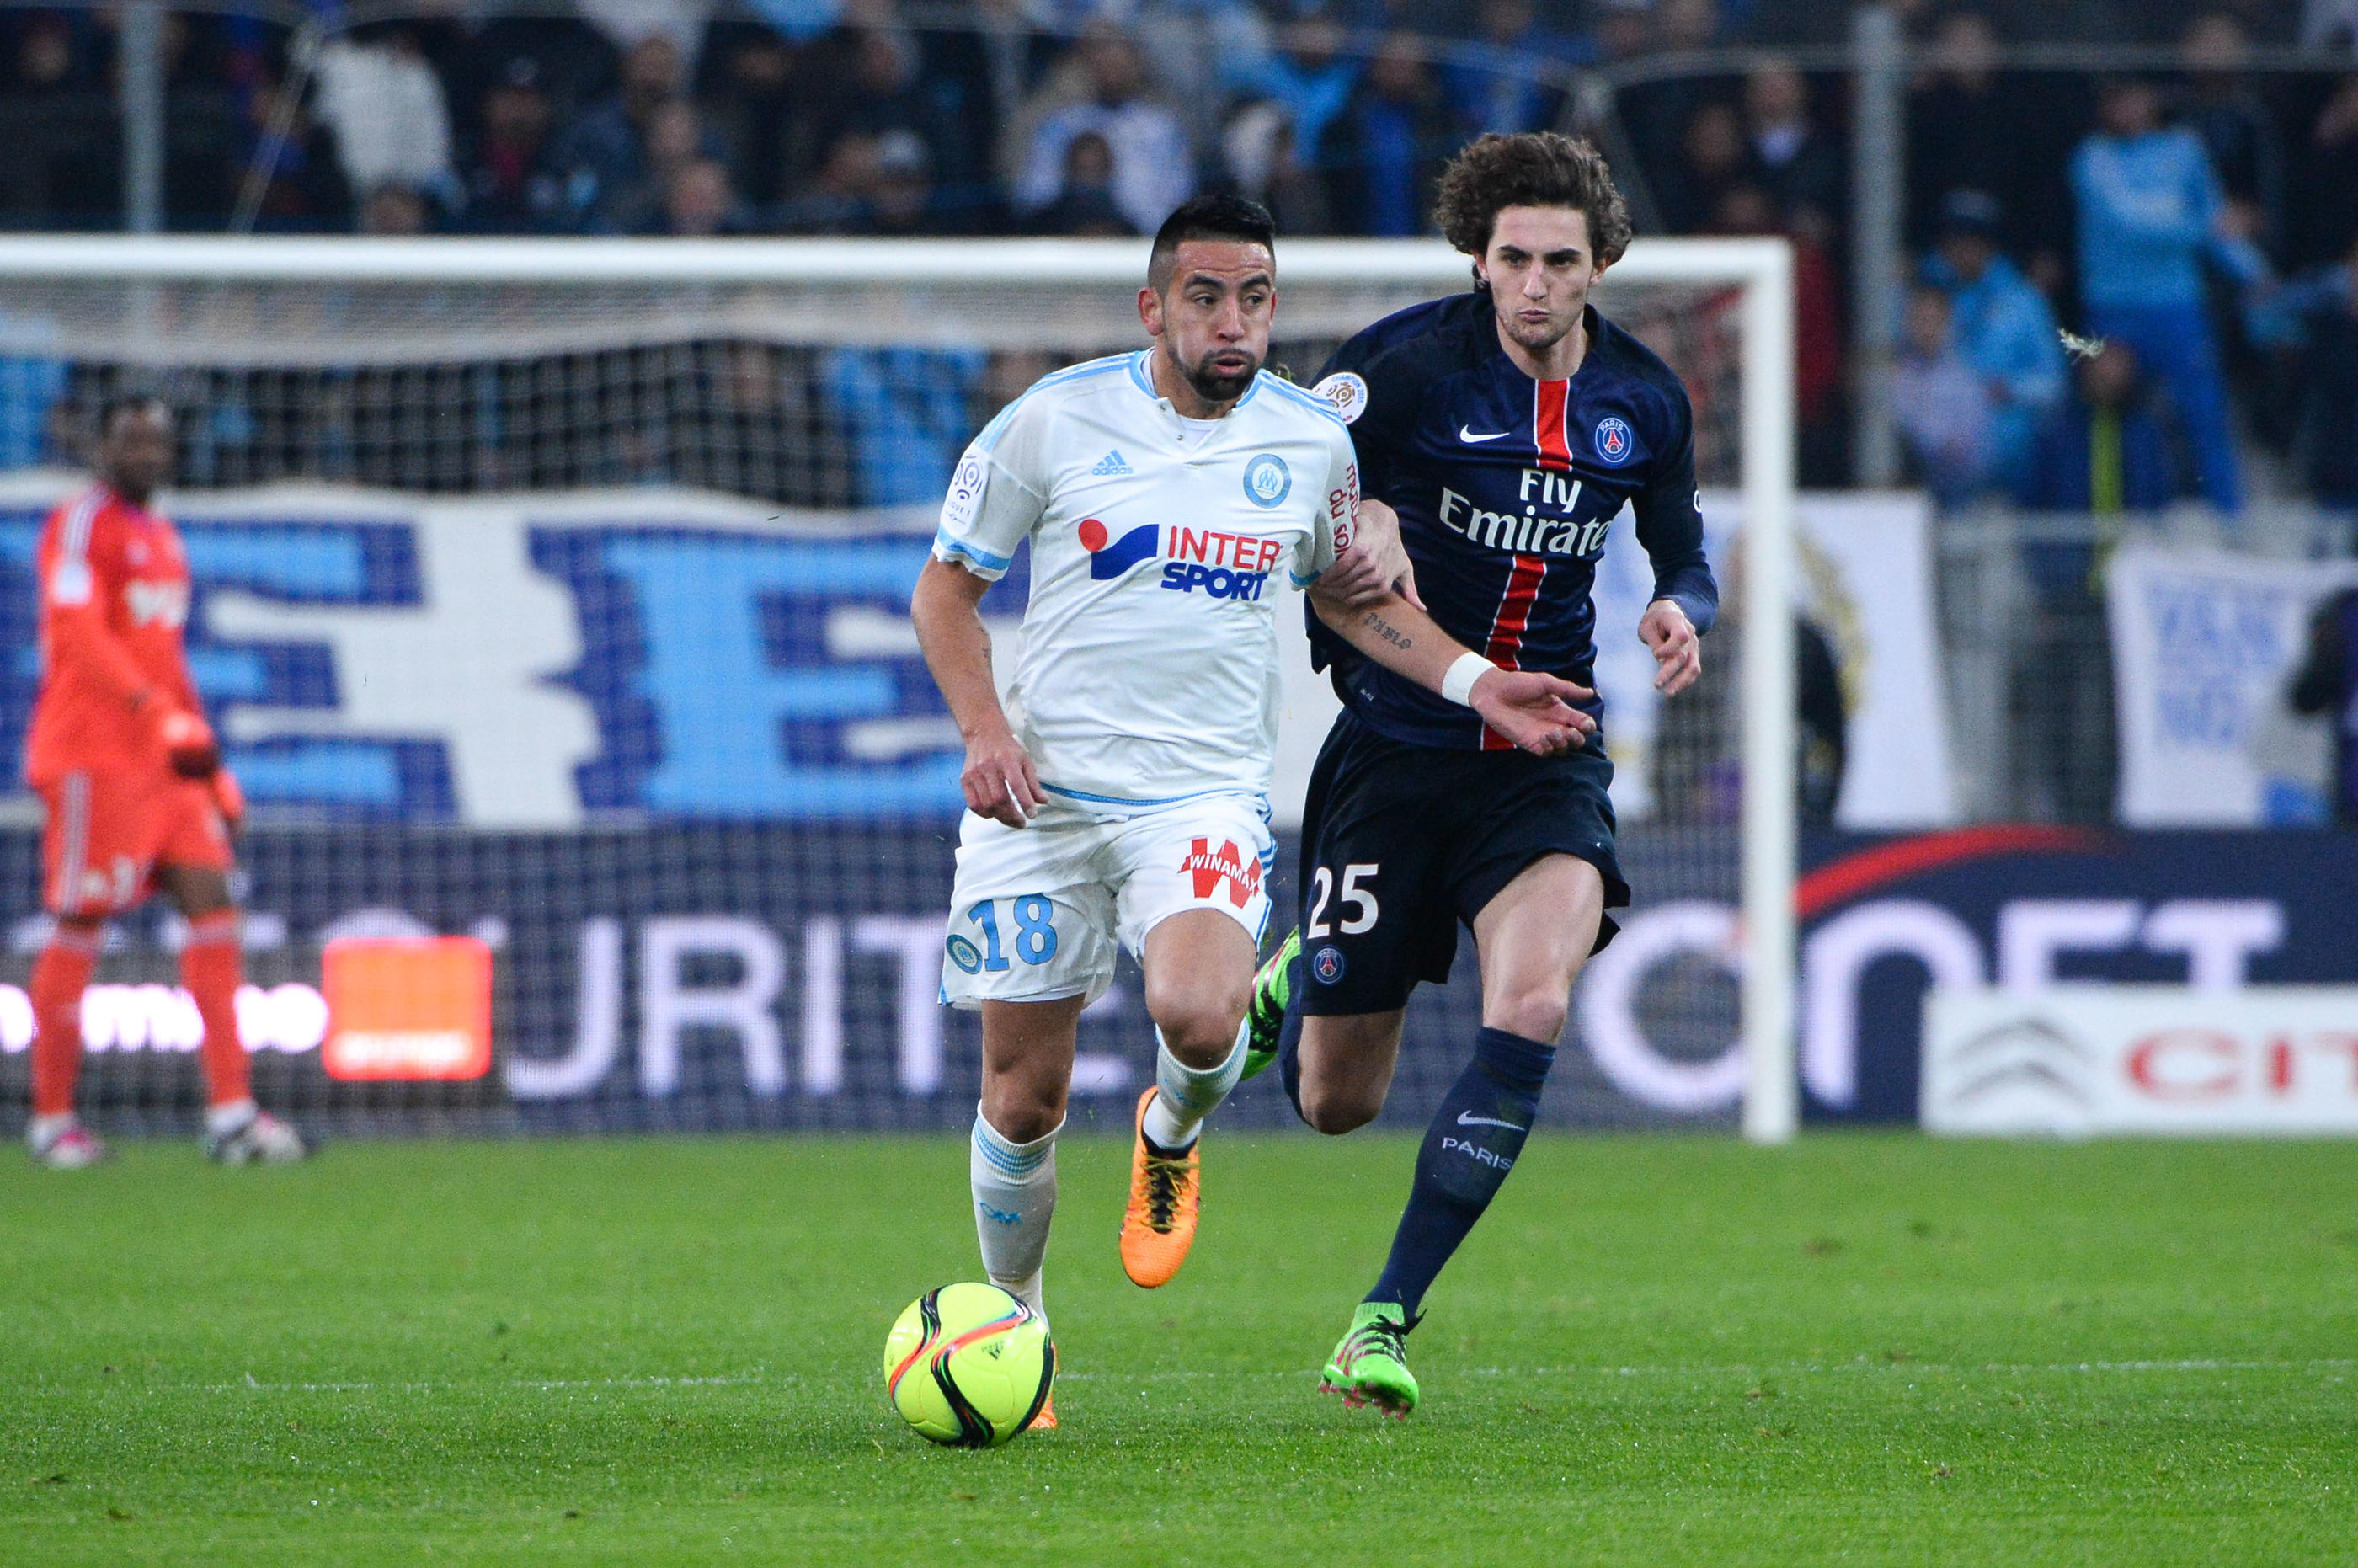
[
  {"left": 1455, "top": 1110, "right": 1527, "bottom": 1131},
  {"left": 1459, "top": 426, "right": 1512, "bottom": 443}
]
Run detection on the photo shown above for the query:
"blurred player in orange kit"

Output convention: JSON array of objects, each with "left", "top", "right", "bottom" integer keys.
[{"left": 22, "top": 397, "right": 306, "bottom": 1169}]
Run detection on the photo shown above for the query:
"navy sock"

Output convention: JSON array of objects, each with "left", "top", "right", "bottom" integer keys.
[{"left": 1366, "top": 1027, "right": 1555, "bottom": 1320}]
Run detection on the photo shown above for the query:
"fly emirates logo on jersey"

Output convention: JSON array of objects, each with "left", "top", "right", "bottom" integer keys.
[
  {"left": 1437, "top": 469, "right": 1612, "bottom": 559},
  {"left": 1079, "top": 518, "right": 1284, "bottom": 602}
]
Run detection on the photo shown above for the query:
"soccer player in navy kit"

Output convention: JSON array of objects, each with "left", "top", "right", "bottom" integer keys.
[{"left": 1245, "top": 132, "right": 1720, "bottom": 1415}]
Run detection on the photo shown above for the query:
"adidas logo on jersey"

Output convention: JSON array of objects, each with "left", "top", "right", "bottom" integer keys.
[{"left": 1090, "top": 449, "right": 1134, "bottom": 476}]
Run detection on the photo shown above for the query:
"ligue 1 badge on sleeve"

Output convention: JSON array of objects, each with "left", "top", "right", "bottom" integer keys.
[
  {"left": 945, "top": 453, "right": 986, "bottom": 525},
  {"left": 1594, "top": 416, "right": 1635, "bottom": 466},
  {"left": 1311, "top": 371, "right": 1368, "bottom": 425}
]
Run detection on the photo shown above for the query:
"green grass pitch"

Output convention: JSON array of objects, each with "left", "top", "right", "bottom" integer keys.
[{"left": 3, "top": 1130, "right": 2352, "bottom": 1565}]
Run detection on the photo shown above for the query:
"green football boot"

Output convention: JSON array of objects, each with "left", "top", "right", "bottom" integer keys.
[
  {"left": 1319, "top": 1301, "right": 1420, "bottom": 1418},
  {"left": 1240, "top": 927, "right": 1300, "bottom": 1082}
]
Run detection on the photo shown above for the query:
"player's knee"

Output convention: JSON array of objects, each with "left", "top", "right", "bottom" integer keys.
[
  {"left": 1298, "top": 1079, "right": 1380, "bottom": 1136},
  {"left": 1144, "top": 985, "right": 1248, "bottom": 1069},
  {"left": 979, "top": 1084, "right": 1062, "bottom": 1146},
  {"left": 1486, "top": 991, "right": 1568, "bottom": 1048}
]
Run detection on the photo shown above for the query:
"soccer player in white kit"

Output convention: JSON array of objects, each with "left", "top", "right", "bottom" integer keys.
[{"left": 911, "top": 196, "right": 1591, "bottom": 1427}]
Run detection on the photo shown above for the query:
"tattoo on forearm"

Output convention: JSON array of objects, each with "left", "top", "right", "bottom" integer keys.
[{"left": 1362, "top": 611, "right": 1412, "bottom": 652}]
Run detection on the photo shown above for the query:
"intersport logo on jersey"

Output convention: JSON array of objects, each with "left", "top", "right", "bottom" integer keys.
[{"left": 1079, "top": 518, "right": 1283, "bottom": 602}]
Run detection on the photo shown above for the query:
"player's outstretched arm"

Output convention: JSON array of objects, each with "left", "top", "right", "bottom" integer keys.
[
  {"left": 1306, "top": 583, "right": 1596, "bottom": 756},
  {"left": 911, "top": 557, "right": 1043, "bottom": 828}
]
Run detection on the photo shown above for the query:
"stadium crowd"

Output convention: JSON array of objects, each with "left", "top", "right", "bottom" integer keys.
[{"left": 0, "top": 0, "right": 2355, "bottom": 504}]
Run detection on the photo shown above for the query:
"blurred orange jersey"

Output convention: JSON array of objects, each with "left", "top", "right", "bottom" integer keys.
[{"left": 24, "top": 484, "right": 201, "bottom": 787}]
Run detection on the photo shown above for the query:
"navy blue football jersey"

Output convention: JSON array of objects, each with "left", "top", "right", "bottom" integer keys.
[{"left": 1310, "top": 290, "right": 1719, "bottom": 750}]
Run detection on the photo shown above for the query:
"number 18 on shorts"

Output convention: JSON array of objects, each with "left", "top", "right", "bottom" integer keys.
[{"left": 938, "top": 794, "right": 1276, "bottom": 1010}]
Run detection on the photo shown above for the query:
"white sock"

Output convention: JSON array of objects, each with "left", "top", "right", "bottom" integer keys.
[
  {"left": 205, "top": 1098, "right": 258, "bottom": 1138},
  {"left": 27, "top": 1112, "right": 74, "bottom": 1149},
  {"left": 1142, "top": 1019, "right": 1250, "bottom": 1152},
  {"left": 971, "top": 1107, "right": 1060, "bottom": 1331}
]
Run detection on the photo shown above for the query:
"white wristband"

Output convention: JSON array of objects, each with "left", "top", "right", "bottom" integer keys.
[{"left": 1440, "top": 652, "right": 1493, "bottom": 707}]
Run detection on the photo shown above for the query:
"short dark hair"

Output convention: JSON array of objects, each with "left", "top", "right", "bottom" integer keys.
[
  {"left": 1147, "top": 195, "right": 1277, "bottom": 292},
  {"left": 1433, "top": 132, "right": 1633, "bottom": 273},
  {"left": 96, "top": 393, "right": 170, "bottom": 438}
]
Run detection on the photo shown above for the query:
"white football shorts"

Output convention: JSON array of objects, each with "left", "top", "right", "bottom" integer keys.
[{"left": 939, "top": 791, "right": 1275, "bottom": 1009}]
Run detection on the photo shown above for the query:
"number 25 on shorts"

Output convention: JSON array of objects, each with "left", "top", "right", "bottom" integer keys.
[
  {"left": 1305, "top": 864, "right": 1379, "bottom": 939},
  {"left": 963, "top": 895, "right": 1060, "bottom": 971}
]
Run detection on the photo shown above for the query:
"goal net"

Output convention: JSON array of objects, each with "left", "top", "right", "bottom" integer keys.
[{"left": 0, "top": 236, "right": 1793, "bottom": 1142}]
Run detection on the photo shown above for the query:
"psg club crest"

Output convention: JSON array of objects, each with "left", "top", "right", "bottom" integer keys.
[
  {"left": 1593, "top": 416, "right": 1635, "bottom": 466},
  {"left": 1242, "top": 453, "right": 1292, "bottom": 509},
  {"left": 1312, "top": 945, "right": 1347, "bottom": 984}
]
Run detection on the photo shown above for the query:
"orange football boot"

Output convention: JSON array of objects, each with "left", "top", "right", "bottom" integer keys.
[
  {"left": 1027, "top": 1392, "right": 1058, "bottom": 1431},
  {"left": 1118, "top": 1085, "right": 1201, "bottom": 1288}
]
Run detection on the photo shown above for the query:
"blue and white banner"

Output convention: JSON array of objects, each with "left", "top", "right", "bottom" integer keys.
[
  {"left": 2107, "top": 544, "right": 2358, "bottom": 826},
  {"left": 0, "top": 477, "right": 1009, "bottom": 826}
]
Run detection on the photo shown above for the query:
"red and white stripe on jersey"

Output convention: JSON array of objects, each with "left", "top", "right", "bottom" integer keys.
[
  {"left": 1470, "top": 378, "right": 1576, "bottom": 748},
  {"left": 59, "top": 488, "right": 103, "bottom": 564},
  {"left": 1532, "top": 376, "right": 1575, "bottom": 472}
]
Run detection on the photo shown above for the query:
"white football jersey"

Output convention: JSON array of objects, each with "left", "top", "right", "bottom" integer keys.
[{"left": 934, "top": 350, "right": 1360, "bottom": 813}]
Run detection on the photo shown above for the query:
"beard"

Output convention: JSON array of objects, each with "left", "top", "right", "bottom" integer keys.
[{"left": 1175, "top": 344, "right": 1262, "bottom": 404}]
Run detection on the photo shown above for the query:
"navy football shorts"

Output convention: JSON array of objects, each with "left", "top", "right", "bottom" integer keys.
[{"left": 1291, "top": 710, "right": 1628, "bottom": 1016}]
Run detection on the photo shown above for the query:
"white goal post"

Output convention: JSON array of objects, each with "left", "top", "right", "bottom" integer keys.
[{"left": 0, "top": 233, "right": 1797, "bottom": 1142}]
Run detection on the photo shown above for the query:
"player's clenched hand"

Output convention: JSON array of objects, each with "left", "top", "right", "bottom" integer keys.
[
  {"left": 1640, "top": 599, "right": 1701, "bottom": 696},
  {"left": 1470, "top": 669, "right": 1598, "bottom": 757},
  {"left": 962, "top": 725, "right": 1045, "bottom": 829},
  {"left": 1318, "top": 497, "right": 1423, "bottom": 611},
  {"left": 155, "top": 708, "right": 221, "bottom": 778}
]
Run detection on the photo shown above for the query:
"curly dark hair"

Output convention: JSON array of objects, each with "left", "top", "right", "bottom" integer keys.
[{"left": 1433, "top": 132, "right": 1634, "bottom": 275}]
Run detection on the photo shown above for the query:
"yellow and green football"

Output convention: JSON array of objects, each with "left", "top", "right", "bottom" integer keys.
[{"left": 883, "top": 1283, "right": 1054, "bottom": 1447}]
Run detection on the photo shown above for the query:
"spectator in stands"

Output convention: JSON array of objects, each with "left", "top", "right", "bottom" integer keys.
[
  {"left": 577, "top": 0, "right": 711, "bottom": 71},
  {"left": 653, "top": 157, "right": 753, "bottom": 236},
  {"left": 820, "top": 346, "right": 986, "bottom": 505},
  {"left": 1439, "top": 0, "right": 1578, "bottom": 136},
  {"left": 1713, "top": 183, "right": 1846, "bottom": 485},
  {"left": 359, "top": 182, "right": 433, "bottom": 235},
  {"left": 1617, "top": 0, "right": 1722, "bottom": 215},
  {"left": 1323, "top": 32, "right": 1455, "bottom": 237},
  {"left": 1891, "top": 285, "right": 1994, "bottom": 507},
  {"left": 3, "top": 13, "right": 116, "bottom": 227},
  {"left": 1659, "top": 99, "right": 1747, "bottom": 235},
  {"left": 1222, "top": 11, "right": 1360, "bottom": 173},
  {"left": 1223, "top": 102, "right": 1331, "bottom": 237},
  {"left": 2010, "top": 341, "right": 2189, "bottom": 825},
  {"left": 862, "top": 128, "right": 952, "bottom": 236},
  {"left": 2019, "top": 341, "right": 2196, "bottom": 519},
  {"left": 553, "top": 35, "right": 694, "bottom": 232},
  {"left": 2181, "top": 13, "right": 2286, "bottom": 254},
  {"left": 238, "top": 68, "right": 354, "bottom": 232},
  {"left": 1016, "top": 28, "right": 1192, "bottom": 236},
  {"left": 2249, "top": 235, "right": 2358, "bottom": 514},
  {"left": 1027, "top": 130, "right": 1134, "bottom": 235},
  {"left": 1922, "top": 189, "right": 2067, "bottom": 495},
  {"left": 456, "top": 56, "right": 571, "bottom": 234},
  {"left": 802, "top": 23, "right": 967, "bottom": 193},
  {"left": 2295, "top": 73, "right": 2358, "bottom": 270},
  {"left": 315, "top": 27, "right": 459, "bottom": 227},
  {"left": 2288, "top": 584, "right": 2358, "bottom": 824},
  {"left": 702, "top": 26, "right": 798, "bottom": 209},
  {"left": 1904, "top": 11, "right": 2075, "bottom": 269},
  {"left": 1742, "top": 58, "right": 1843, "bottom": 232},
  {"left": 2070, "top": 73, "right": 2265, "bottom": 514}
]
